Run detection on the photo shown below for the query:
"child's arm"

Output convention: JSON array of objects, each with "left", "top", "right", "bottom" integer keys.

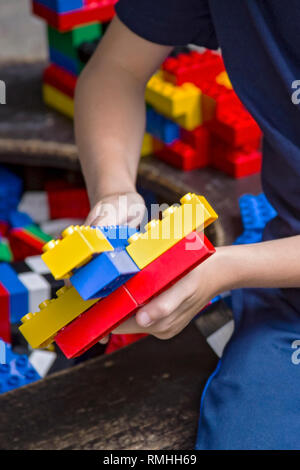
[{"left": 75, "top": 16, "right": 172, "bottom": 224}]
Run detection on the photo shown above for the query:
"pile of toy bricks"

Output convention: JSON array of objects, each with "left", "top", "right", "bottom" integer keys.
[
  {"left": 19, "top": 193, "right": 218, "bottom": 359},
  {"left": 145, "top": 50, "right": 262, "bottom": 177}
]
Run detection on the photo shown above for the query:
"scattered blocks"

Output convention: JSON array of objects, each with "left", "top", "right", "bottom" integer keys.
[
  {"left": 0, "top": 238, "right": 13, "bottom": 262},
  {"left": 19, "top": 285, "right": 98, "bottom": 349},
  {"left": 45, "top": 180, "right": 90, "bottom": 219},
  {"left": 41, "top": 225, "right": 113, "bottom": 279},
  {"left": 9, "top": 224, "right": 51, "bottom": 261},
  {"left": 0, "top": 283, "right": 10, "bottom": 343},
  {"left": 0, "top": 263, "right": 28, "bottom": 324}
]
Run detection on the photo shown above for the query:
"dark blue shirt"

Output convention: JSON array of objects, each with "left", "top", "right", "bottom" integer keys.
[{"left": 116, "top": 0, "right": 300, "bottom": 309}]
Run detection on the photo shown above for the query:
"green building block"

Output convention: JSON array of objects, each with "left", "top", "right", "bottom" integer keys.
[
  {"left": 25, "top": 225, "right": 52, "bottom": 244},
  {"left": 47, "top": 22, "right": 102, "bottom": 61},
  {"left": 0, "top": 239, "right": 13, "bottom": 262}
]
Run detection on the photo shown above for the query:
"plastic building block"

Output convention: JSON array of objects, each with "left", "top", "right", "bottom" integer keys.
[
  {"left": 105, "top": 333, "right": 147, "bottom": 354},
  {"left": 41, "top": 225, "right": 113, "bottom": 279},
  {"left": 0, "top": 167, "right": 23, "bottom": 221},
  {"left": 125, "top": 231, "right": 215, "bottom": 305},
  {"left": 55, "top": 286, "right": 138, "bottom": 358},
  {"left": 43, "top": 83, "right": 74, "bottom": 118},
  {"left": 47, "top": 23, "right": 102, "bottom": 61},
  {"left": 180, "top": 125, "right": 211, "bottom": 165},
  {"left": 9, "top": 225, "right": 51, "bottom": 261},
  {"left": 18, "top": 191, "right": 50, "bottom": 224},
  {"left": 55, "top": 231, "right": 215, "bottom": 358},
  {"left": 201, "top": 82, "right": 239, "bottom": 123},
  {"left": 162, "top": 50, "right": 225, "bottom": 87},
  {"left": 140, "top": 133, "right": 153, "bottom": 157},
  {"left": 0, "top": 345, "right": 40, "bottom": 394},
  {"left": 19, "top": 285, "right": 98, "bottom": 349},
  {"left": 32, "top": 0, "right": 116, "bottom": 32},
  {"left": 18, "top": 272, "right": 51, "bottom": 314},
  {"left": 43, "top": 64, "right": 77, "bottom": 98},
  {"left": 153, "top": 138, "right": 208, "bottom": 171},
  {"left": 45, "top": 181, "right": 90, "bottom": 219},
  {"left": 239, "top": 193, "right": 277, "bottom": 232},
  {"left": 0, "top": 222, "right": 9, "bottom": 237},
  {"left": 8, "top": 211, "right": 34, "bottom": 229},
  {"left": 49, "top": 47, "right": 82, "bottom": 75},
  {"left": 36, "top": 0, "right": 84, "bottom": 13},
  {"left": 211, "top": 139, "right": 262, "bottom": 178},
  {"left": 0, "top": 283, "right": 10, "bottom": 343},
  {"left": 0, "top": 238, "right": 13, "bottom": 262},
  {"left": 209, "top": 105, "right": 262, "bottom": 147},
  {"left": 71, "top": 247, "right": 140, "bottom": 299},
  {"left": 145, "top": 72, "right": 202, "bottom": 124},
  {"left": 99, "top": 226, "right": 138, "bottom": 249},
  {"left": 234, "top": 230, "right": 263, "bottom": 245},
  {"left": 126, "top": 193, "right": 217, "bottom": 269},
  {"left": 146, "top": 107, "right": 180, "bottom": 144},
  {"left": 0, "top": 263, "right": 28, "bottom": 324}
]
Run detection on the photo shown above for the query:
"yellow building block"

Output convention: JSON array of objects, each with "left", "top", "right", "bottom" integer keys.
[
  {"left": 43, "top": 84, "right": 74, "bottom": 118},
  {"left": 173, "top": 88, "right": 202, "bottom": 130},
  {"left": 141, "top": 133, "right": 153, "bottom": 157},
  {"left": 216, "top": 71, "right": 233, "bottom": 89},
  {"left": 19, "top": 286, "right": 98, "bottom": 349},
  {"left": 126, "top": 193, "right": 218, "bottom": 269},
  {"left": 42, "top": 225, "right": 113, "bottom": 279},
  {"left": 146, "top": 72, "right": 202, "bottom": 124}
]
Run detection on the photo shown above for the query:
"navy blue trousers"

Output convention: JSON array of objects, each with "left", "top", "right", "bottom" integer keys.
[{"left": 196, "top": 288, "right": 300, "bottom": 450}]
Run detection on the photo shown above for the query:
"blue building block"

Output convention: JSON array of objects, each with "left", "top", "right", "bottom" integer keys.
[
  {"left": 0, "top": 345, "right": 40, "bottom": 394},
  {"left": 234, "top": 230, "right": 263, "bottom": 245},
  {"left": 71, "top": 248, "right": 140, "bottom": 300},
  {"left": 8, "top": 210, "right": 34, "bottom": 229},
  {"left": 49, "top": 47, "right": 81, "bottom": 75},
  {"left": 239, "top": 193, "right": 277, "bottom": 233},
  {"left": 146, "top": 107, "right": 180, "bottom": 144},
  {"left": 35, "top": 0, "right": 84, "bottom": 13},
  {"left": 0, "top": 167, "right": 23, "bottom": 221},
  {"left": 99, "top": 226, "right": 138, "bottom": 249},
  {"left": 0, "top": 263, "right": 28, "bottom": 324}
]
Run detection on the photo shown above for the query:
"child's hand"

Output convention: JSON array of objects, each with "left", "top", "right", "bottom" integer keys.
[
  {"left": 112, "top": 247, "right": 228, "bottom": 340},
  {"left": 85, "top": 191, "right": 146, "bottom": 228}
]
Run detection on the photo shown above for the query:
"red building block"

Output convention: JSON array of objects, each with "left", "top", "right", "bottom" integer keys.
[
  {"left": 45, "top": 181, "right": 90, "bottom": 219},
  {"left": 0, "top": 283, "right": 10, "bottom": 344},
  {"left": 0, "top": 222, "right": 9, "bottom": 237},
  {"left": 32, "top": 0, "right": 116, "bottom": 32},
  {"left": 162, "top": 50, "right": 225, "bottom": 87},
  {"left": 201, "top": 82, "right": 239, "bottom": 122},
  {"left": 56, "top": 286, "right": 139, "bottom": 358},
  {"left": 180, "top": 125, "right": 211, "bottom": 166},
  {"left": 208, "top": 105, "right": 262, "bottom": 148},
  {"left": 211, "top": 139, "right": 262, "bottom": 178},
  {"left": 153, "top": 138, "right": 209, "bottom": 171},
  {"left": 56, "top": 231, "right": 215, "bottom": 358},
  {"left": 43, "top": 64, "right": 77, "bottom": 98},
  {"left": 9, "top": 229, "right": 45, "bottom": 261},
  {"left": 105, "top": 333, "right": 148, "bottom": 354}
]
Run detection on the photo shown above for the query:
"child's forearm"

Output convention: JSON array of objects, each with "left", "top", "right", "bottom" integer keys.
[
  {"left": 75, "top": 57, "right": 145, "bottom": 206},
  {"left": 74, "top": 17, "right": 172, "bottom": 207},
  {"left": 213, "top": 235, "right": 300, "bottom": 294}
]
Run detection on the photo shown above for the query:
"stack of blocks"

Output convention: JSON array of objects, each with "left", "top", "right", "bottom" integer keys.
[
  {"left": 0, "top": 344, "right": 40, "bottom": 394},
  {"left": 19, "top": 193, "right": 218, "bottom": 358},
  {"left": 33, "top": 0, "right": 116, "bottom": 117},
  {"left": 146, "top": 51, "right": 262, "bottom": 176}
]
